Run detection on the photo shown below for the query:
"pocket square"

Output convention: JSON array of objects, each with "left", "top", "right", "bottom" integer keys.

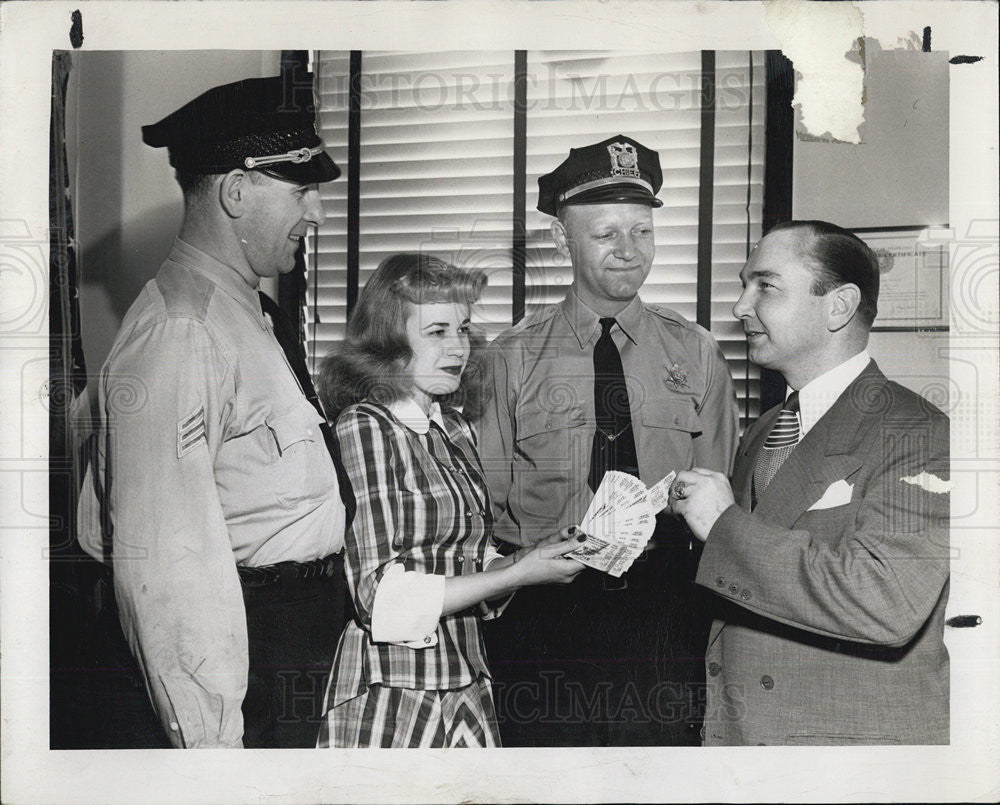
[{"left": 808, "top": 479, "right": 854, "bottom": 511}]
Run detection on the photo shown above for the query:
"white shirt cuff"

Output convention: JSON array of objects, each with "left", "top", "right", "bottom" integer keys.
[
  {"left": 479, "top": 542, "right": 515, "bottom": 619},
  {"left": 483, "top": 541, "right": 505, "bottom": 569},
  {"left": 370, "top": 563, "right": 445, "bottom": 648}
]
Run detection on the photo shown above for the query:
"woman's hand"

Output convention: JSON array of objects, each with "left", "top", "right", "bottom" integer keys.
[
  {"left": 508, "top": 527, "right": 587, "bottom": 587},
  {"left": 441, "top": 528, "right": 586, "bottom": 616}
]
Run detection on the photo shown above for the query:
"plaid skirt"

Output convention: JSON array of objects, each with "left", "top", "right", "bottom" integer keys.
[{"left": 317, "top": 677, "right": 501, "bottom": 748}]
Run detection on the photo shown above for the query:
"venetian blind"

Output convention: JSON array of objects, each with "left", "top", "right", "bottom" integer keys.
[
  {"left": 309, "top": 50, "right": 765, "bottom": 423},
  {"left": 713, "top": 51, "right": 765, "bottom": 424}
]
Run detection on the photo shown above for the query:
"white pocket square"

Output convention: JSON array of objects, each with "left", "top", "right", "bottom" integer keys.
[{"left": 808, "top": 479, "right": 854, "bottom": 511}]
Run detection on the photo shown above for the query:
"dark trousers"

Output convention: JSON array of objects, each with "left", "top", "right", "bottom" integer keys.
[
  {"left": 240, "top": 556, "right": 348, "bottom": 748},
  {"left": 484, "top": 528, "right": 710, "bottom": 746},
  {"left": 74, "top": 559, "right": 347, "bottom": 749}
]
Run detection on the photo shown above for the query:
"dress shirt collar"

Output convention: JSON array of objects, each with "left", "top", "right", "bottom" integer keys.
[
  {"left": 560, "top": 289, "right": 644, "bottom": 348},
  {"left": 168, "top": 237, "right": 266, "bottom": 327},
  {"left": 791, "top": 350, "right": 871, "bottom": 437},
  {"left": 388, "top": 397, "right": 445, "bottom": 435}
]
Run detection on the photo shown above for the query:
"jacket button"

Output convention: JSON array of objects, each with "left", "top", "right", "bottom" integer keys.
[
  {"left": 740, "top": 589, "right": 752, "bottom": 601},
  {"left": 707, "top": 662, "right": 721, "bottom": 677},
  {"left": 728, "top": 584, "right": 739, "bottom": 595},
  {"left": 760, "top": 675, "right": 774, "bottom": 690},
  {"left": 715, "top": 576, "right": 726, "bottom": 587},
  {"left": 457, "top": 556, "right": 464, "bottom": 563}
]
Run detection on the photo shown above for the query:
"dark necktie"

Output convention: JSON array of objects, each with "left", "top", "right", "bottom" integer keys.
[
  {"left": 752, "top": 390, "right": 800, "bottom": 506},
  {"left": 588, "top": 317, "right": 639, "bottom": 492},
  {"left": 259, "top": 291, "right": 356, "bottom": 528}
]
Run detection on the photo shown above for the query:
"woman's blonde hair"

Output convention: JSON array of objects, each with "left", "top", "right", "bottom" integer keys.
[{"left": 318, "top": 253, "right": 488, "bottom": 418}]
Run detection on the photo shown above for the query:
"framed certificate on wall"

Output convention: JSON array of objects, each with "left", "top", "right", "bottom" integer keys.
[{"left": 855, "top": 227, "right": 950, "bottom": 331}]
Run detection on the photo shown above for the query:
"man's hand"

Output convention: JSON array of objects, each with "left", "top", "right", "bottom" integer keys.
[{"left": 668, "top": 468, "right": 736, "bottom": 542}]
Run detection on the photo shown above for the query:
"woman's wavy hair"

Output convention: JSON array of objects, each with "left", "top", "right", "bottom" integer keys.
[{"left": 318, "top": 253, "right": 489, "bottom": 419}]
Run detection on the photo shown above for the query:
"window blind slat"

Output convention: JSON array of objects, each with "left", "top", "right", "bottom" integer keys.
[{"left": 309, "top": 49, "right": 765, "bottom": 427}]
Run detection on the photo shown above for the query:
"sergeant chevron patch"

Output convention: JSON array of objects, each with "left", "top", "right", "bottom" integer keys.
[{"left": 177, "top": 405, "right": 206, "bottom": 458}]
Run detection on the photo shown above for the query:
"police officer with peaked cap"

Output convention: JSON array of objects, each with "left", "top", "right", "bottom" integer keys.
[
  {"left": 477, "top": 135, "right": 739, "bottom": 746},
  {"left": 78, "top": 74, "right": 350, "bottom": 748}
]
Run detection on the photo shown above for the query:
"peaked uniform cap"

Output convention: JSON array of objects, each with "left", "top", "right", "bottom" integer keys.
[
  {"left": 141, "top": 74, "right": 340, "bottom": 184},
  {"left": 537, "top": 134, "right": 663, "bottom": 216}
]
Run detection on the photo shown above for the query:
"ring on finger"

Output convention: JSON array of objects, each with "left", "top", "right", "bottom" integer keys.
[{"left": 672, "top": 481, "right": 688, "bottom": 500}]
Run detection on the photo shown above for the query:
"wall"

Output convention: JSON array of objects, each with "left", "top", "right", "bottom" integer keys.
[
  {"left": 67, "top": 51, "right": 281, "bottom": 386},
  {"left": 793, "top": 44, "right": 950, "bottom": 401}
]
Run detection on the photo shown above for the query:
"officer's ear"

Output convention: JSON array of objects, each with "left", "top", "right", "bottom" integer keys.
[
  {"left": 219, "top": 170, "right": 249, "bottom": 218},
  {"left": 551, "top": 217, "right": 571, "bottom": 260}
]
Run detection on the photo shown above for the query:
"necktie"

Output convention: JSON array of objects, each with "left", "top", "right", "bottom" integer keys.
[
  {"left": 752, "top": 390, "right": 800, "bottom": 504},
  {"left": 259, "top": 291, "right": 356, "bottom": 527},
  {"left": 588, "top": 317, "right": 639, "bottom": 492}
]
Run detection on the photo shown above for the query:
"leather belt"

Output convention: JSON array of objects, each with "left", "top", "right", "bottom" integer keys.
[{"left": 237, "top": 552, "right": 343, "bottom": 588}]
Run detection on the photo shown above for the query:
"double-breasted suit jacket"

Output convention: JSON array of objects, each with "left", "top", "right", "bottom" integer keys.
[{"left": 696, "top": 361, "right": 950, "bottom": 745}]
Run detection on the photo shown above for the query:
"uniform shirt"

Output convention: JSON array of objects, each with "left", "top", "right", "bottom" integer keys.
[
  {"left": 77, "top": 237, "right": 345, "bottom": 748},
  {"left": 478, "top": 289, "right": 739, "bottom": 545},
  {"left": 326, "top": 398, "right": 503, "bottom": 709}
]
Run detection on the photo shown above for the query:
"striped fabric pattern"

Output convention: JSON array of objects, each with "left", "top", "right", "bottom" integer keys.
[
  {"left": 318, "top": 678, "right": 500, "bottom": 748},
  {"left": 321, "top": 401, "right": 500, "bottom": 723},
  {"left": 753, "top": 392, "right": 801, "bottom": 499}
]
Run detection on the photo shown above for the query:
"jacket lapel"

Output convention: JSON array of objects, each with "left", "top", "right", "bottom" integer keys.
[
  {"left": 746, "top": 361, "right": 884, "bottom": 527},
  {"left": 732, "top": 407, "right": 777, "bottom": 509}
]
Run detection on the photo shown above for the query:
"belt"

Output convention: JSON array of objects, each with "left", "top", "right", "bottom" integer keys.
[{"left": 237, "top": 552, "right": 343, "bottom": 588}]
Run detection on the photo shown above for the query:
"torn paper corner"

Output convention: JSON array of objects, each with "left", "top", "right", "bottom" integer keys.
[
  {"left": 764, "top": 0, "right": 866, "bottom": 143},
  {"left": 900, "top": 472, "right": 955, "bottom": 494}
]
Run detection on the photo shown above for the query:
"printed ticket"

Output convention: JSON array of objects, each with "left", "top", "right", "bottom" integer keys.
[{"left": 570, "top": 470, "right": 677, "bottom": 576}]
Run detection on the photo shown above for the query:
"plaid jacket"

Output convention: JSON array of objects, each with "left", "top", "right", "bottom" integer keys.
[{"left": 326, "top": 400, "right": 500, "bottom": 705}]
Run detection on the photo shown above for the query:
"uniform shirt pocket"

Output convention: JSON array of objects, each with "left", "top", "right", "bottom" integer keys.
[
  {"left": 641, "top": 398, "right": 703, "bottom": 435},
  {"left": 265, "top": 402, "right": 327, "bottom": 508},
  {"left": 515, "top": 406, "right": 586, "bottom": 441}
]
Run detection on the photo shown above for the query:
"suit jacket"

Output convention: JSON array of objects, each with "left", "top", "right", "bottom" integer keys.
[{"left": 696, "top": 361, "right": 950, "bottom": 745}]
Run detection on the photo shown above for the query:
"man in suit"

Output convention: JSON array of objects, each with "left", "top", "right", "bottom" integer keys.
[{"left": 669, "top": 220, "right": 950, "bottom": 745}]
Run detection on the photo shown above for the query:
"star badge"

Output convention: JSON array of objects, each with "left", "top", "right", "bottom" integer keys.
[{"left": 664, "top": 363, "right": 689, "bottom": 390}]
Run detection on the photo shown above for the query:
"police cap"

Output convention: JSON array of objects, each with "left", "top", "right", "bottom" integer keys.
[
  {"left": 537, "top": 135, "right": 663, "bottom": 217},
  {"left": 141, "top": 74, "right": 340, "bottom": 184}
]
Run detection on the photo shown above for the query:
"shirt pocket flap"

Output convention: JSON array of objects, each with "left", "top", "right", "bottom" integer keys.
[
  {"left": 642, "top": 401, "right": 702, "bottom": 434},
  {"left": 516, "top": 407, "right": 584, "bottom": 440},
  {"left": 265, "top": 404, "right": 324, "bottom": 455}
]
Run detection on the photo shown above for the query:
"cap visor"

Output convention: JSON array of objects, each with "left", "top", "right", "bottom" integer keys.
[
  {"left": 561, "top": 184, "right": 662, "bottom": 210},
  {"left": 261, "top": 151, "right": 341, "bottom": 184}
]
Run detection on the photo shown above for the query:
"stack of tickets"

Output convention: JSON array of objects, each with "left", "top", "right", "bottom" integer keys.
[{"left": 569, "top": 470, "right": 676, "bottom": 577}]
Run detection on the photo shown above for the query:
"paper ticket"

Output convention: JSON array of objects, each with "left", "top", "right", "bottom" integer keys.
[
  {"left": 570, "top": 469, "right": 673, "bottom": 576},
  {"left": 646, "top": 470, "right": 677, "bottom": 514}
]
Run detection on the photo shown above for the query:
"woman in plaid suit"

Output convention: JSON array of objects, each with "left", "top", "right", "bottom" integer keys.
[{"left": 316, "top": 253, "right": 584, "bottom": 748}]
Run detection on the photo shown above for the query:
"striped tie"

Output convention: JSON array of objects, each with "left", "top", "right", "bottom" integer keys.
[{"left": 752, "top": 391, "right": 801, "bottom": 503}]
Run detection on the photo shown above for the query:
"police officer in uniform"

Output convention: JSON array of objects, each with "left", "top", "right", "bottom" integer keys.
[
  {"left": 477, "top": 135, "right": 739, "bottom": 746},
  {"left": 78, "top": 75, "right": 349, "bottom": 748}
]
